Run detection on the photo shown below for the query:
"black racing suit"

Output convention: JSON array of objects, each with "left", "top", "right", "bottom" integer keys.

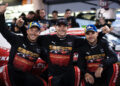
[
  {"left": 77, "top": 39, "right": 118, "bottom": 86},
  {"left": 37, "top": 34, "right": 80, "bottom": 86},
  {"left": 0, "top": 14, "right": 48, "bottom": 86}
]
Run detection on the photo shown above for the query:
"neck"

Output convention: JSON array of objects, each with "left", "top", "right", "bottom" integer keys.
[
  {"left": 40, "top": 16, "right": 45, "bottom": 19},
  {"left": 88, "top": 40, "right": 97, "bottom": 46},
  {"left": 53, "top": 17, "right": 57, "bottom": 19},
  {"left": 101, "top": 22, "right": 105, "bottom": 25}
]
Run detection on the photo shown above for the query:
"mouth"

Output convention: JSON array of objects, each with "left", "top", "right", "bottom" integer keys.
[
  {"left": 30, "top": 35, "right": 36, "bottom": 38},
  {"left": 88, "top": 38, "right": 94, "bottom": 41}
]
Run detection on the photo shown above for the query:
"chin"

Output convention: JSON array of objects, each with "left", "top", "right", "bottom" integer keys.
[
  {"left": 30, "top": 38, "right": 37, "bottom": 41},
  {"left": 61, "top": 34, "right": 66, "bottom": 37},
  {"left": 88, "top": 40, "right": 95, "bottom": 43}
]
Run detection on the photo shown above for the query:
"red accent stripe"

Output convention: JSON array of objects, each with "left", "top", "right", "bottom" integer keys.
[
  {"left": 74, "top": 66, "right": 80, "bottom": 86},
  {"left": 109, "top": 64, "right": 119, "bottom": 86},
  {"left": 48, "top": 76, "right": 53, "bottom": 86},
  {"left": 81, "top": 80, "right": 85, "bottom": 86},
  {"left": 3, "top": 65, "right": 12, "bottom": 86},
  {"left": 39, "top": 77, "right": 47, "bottom": 86},
  {"left": 41, "top": 64, "right": 48, "bottom": 73}
]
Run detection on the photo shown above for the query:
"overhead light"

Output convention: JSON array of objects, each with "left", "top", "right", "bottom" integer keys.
[
  {"left": 90, "top": 11, "right": 95, "bottom": 13},
  {"left": 117, "top": 9, "right": 120, "bottom": 11},
  {"left": 82, "top": 11, "right": 88, "bottom": 14}
]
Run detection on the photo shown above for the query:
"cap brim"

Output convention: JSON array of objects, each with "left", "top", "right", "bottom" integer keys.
[
  {"left": 57, "top": 22, "right": 67, "bottom": 26},
  {"left": 86, "top": 30, "right": 96, "bottom": 33},
  {"left": 29, "top": 26, "right": 40, "bottom": 30}
]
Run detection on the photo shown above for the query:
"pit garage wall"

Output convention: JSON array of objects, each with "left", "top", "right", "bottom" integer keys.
[{"left": 47, "top": 1, "right": 120, "bottom": 14}]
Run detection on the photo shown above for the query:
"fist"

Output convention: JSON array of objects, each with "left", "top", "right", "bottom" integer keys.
[
  {"left": 85, "top": 73, "right": 94, "bottom": 84},
  {"left": 16, "top": 18, "right": 24, "bottom": 27},
  {"left": 95, "top": 67, "right": 103, "bottom": 78},
  {"left": 102, "top": 25, "right": 110, "bottom": 33},
  {"left": 0, "top": 3, "right": 8, "bottom": 13}
]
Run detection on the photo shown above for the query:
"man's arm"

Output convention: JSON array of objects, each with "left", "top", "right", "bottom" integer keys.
[
  {"left": 77, "top": 50, "right": 94, "bottom": 84},
  {"left": 0, "top": 4, "right": 19, "bottom": 45},
  {"left": 97, "top": 25, "right": 111, "bottom": 39},
  {"left": 101, "top": 39, "right": 118, "bottom": 67}
]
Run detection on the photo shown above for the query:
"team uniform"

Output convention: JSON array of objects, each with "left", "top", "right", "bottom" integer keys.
[
  {"left": 38, "top": 34, "right": 81, "bottom": 86},
  {"left": 0, "top": 14, "right": 48, "bottom": 86},
  {"left": 77, "top": 39, "right": 119, "bottom": 86}
]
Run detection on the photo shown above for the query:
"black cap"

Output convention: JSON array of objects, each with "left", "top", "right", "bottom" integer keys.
[{"left": 56, "top": 19, "right": 68, "bottom": 26}]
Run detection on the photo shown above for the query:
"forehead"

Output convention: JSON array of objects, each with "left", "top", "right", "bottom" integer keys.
[
  {"left": 57, "top": 24, "right": 67, "bottom": 27},
  {"left": 66, "top": 11, "right": 71, "bottom": 13},
  {"left": 99, "top": 18, "right": 104, "bottom": 20},
  {"left": 28, "top": 27, "right": 40, "bottom": 31},
  {"left": 40, "top": 10, "right": 45, "bottom": 13},
  {"left": 85, "top": 31, "right": 96, "bottom": 34},
  {"left": 52, "top": 12, "right": 57, "bottom": 14}
]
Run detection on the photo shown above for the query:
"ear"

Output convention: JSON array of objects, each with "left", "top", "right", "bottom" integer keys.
[
  {"left": 96, "top": 32, "right": 99, "bottom": 36},
  {"left": 26, "top": 29, "right": 29, "bottom": 34},
  {"left": 55, "top": 26, "right": 58, "bottom": 30},
  {"left": 38, "top": 31, "right": 40, "bottom": 35}
]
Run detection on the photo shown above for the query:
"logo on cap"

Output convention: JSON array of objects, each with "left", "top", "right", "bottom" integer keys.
[
  {"left": 85, "top": 24, "right": 97, "bottom": 33},
  {"left": 28, "top": 22, "right": 41, "bottom": 30},
  {"left": 56, "top": 19, "right": 68, "bottom": 26}
]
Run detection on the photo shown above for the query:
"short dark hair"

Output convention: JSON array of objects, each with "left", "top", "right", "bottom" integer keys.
[
  {"left": 20, "top": 13, "right": 26, "bottom": 17},
  {"left": 56, "top": 18, "right": 68, "bottom": 26},
  {"left": 28, "top": 11, "right": 35, "bottom": 15},
  {"left": 40, "top": 9, "right": 45, "bottom": 11},
  {"left": 52, "top": 10, "right": 58, "bottom": 14},
  {"left": 65, "top": 9, "right": 71, "bottom": 13},
  {"left": 36, "top": 9, "right": 40, "bottom": 14}
]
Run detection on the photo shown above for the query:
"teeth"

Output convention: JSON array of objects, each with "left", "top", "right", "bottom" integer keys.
[{"left": 31, "top": 35, "right": 35, "bottom": 38}]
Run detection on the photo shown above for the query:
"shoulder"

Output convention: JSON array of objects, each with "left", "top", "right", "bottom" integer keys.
[
  {"left": 98, "top": 38, "right": 109, "bottom": 47},
  {"left": 67, "top": 35, "right": 82, "bottom": 40}
]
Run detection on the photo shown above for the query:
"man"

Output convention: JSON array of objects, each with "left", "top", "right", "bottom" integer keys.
[
  {"left": 64, "top": 9, "right": 79, "bottom": 28},
  {"left": 64, "top": 9, "right": 72, "bottom": 19},
  {"left": 77, "top": 24, "right": 119, "bottom": 86},
  {"left": 97, "top": 17, "right": 113, "bottom": 33},
  {"left": 39, "top": 19, "right": 80, "bottom": 86},
  {"left": 50, "top": 10, "right": 58, "bottom": 26},
  {"left": 0, "top": 4, "right": 47, "bottom": 86},
  {"left": 37, "top": 9, "right": 50, "bottom": 30},
  {"left": 24, "top": 11, "right": 36, "bottom": 25}
]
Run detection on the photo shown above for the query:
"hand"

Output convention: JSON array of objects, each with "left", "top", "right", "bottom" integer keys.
[
  {"left": 0, "top": 3, "right": 8, "bottom": 13},
  {"left": 102, "top": 25, "right": 110, "bottom": 33},
  {"left": 95, "top": 67, "right": 103, "bottom": 78},
  {"left": 16, "top": 18, "right": 24, "bottom": 28},
  {"left": 85, "top": 73, "right": 94, "bottom": 84}
]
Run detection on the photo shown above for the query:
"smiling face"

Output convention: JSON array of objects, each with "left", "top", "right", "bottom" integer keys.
[
  {"left": 40, "top": 9, "right": 46, "bottom": 19},
  {"left": 99, "top": 17, "right": 105, "bottom": 25},
  {"left": 85, "top": 31, "right": 98, "bottom": 44},
  {"left": 56, "top": 24, "right": 68, "bottom": 38},
  {"left": 27, "top": 27, "right": 40, "bottom": 42},
  {"left": 65, "top": 11, "right": 72, "bottom": 18},
  {"left": 52, "top": 12, "right": 58, "bottom": 19}
]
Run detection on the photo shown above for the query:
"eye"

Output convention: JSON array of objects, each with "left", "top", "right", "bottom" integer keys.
[{"left": 92, "top": 32, "right": 95, "bottom": 34}]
